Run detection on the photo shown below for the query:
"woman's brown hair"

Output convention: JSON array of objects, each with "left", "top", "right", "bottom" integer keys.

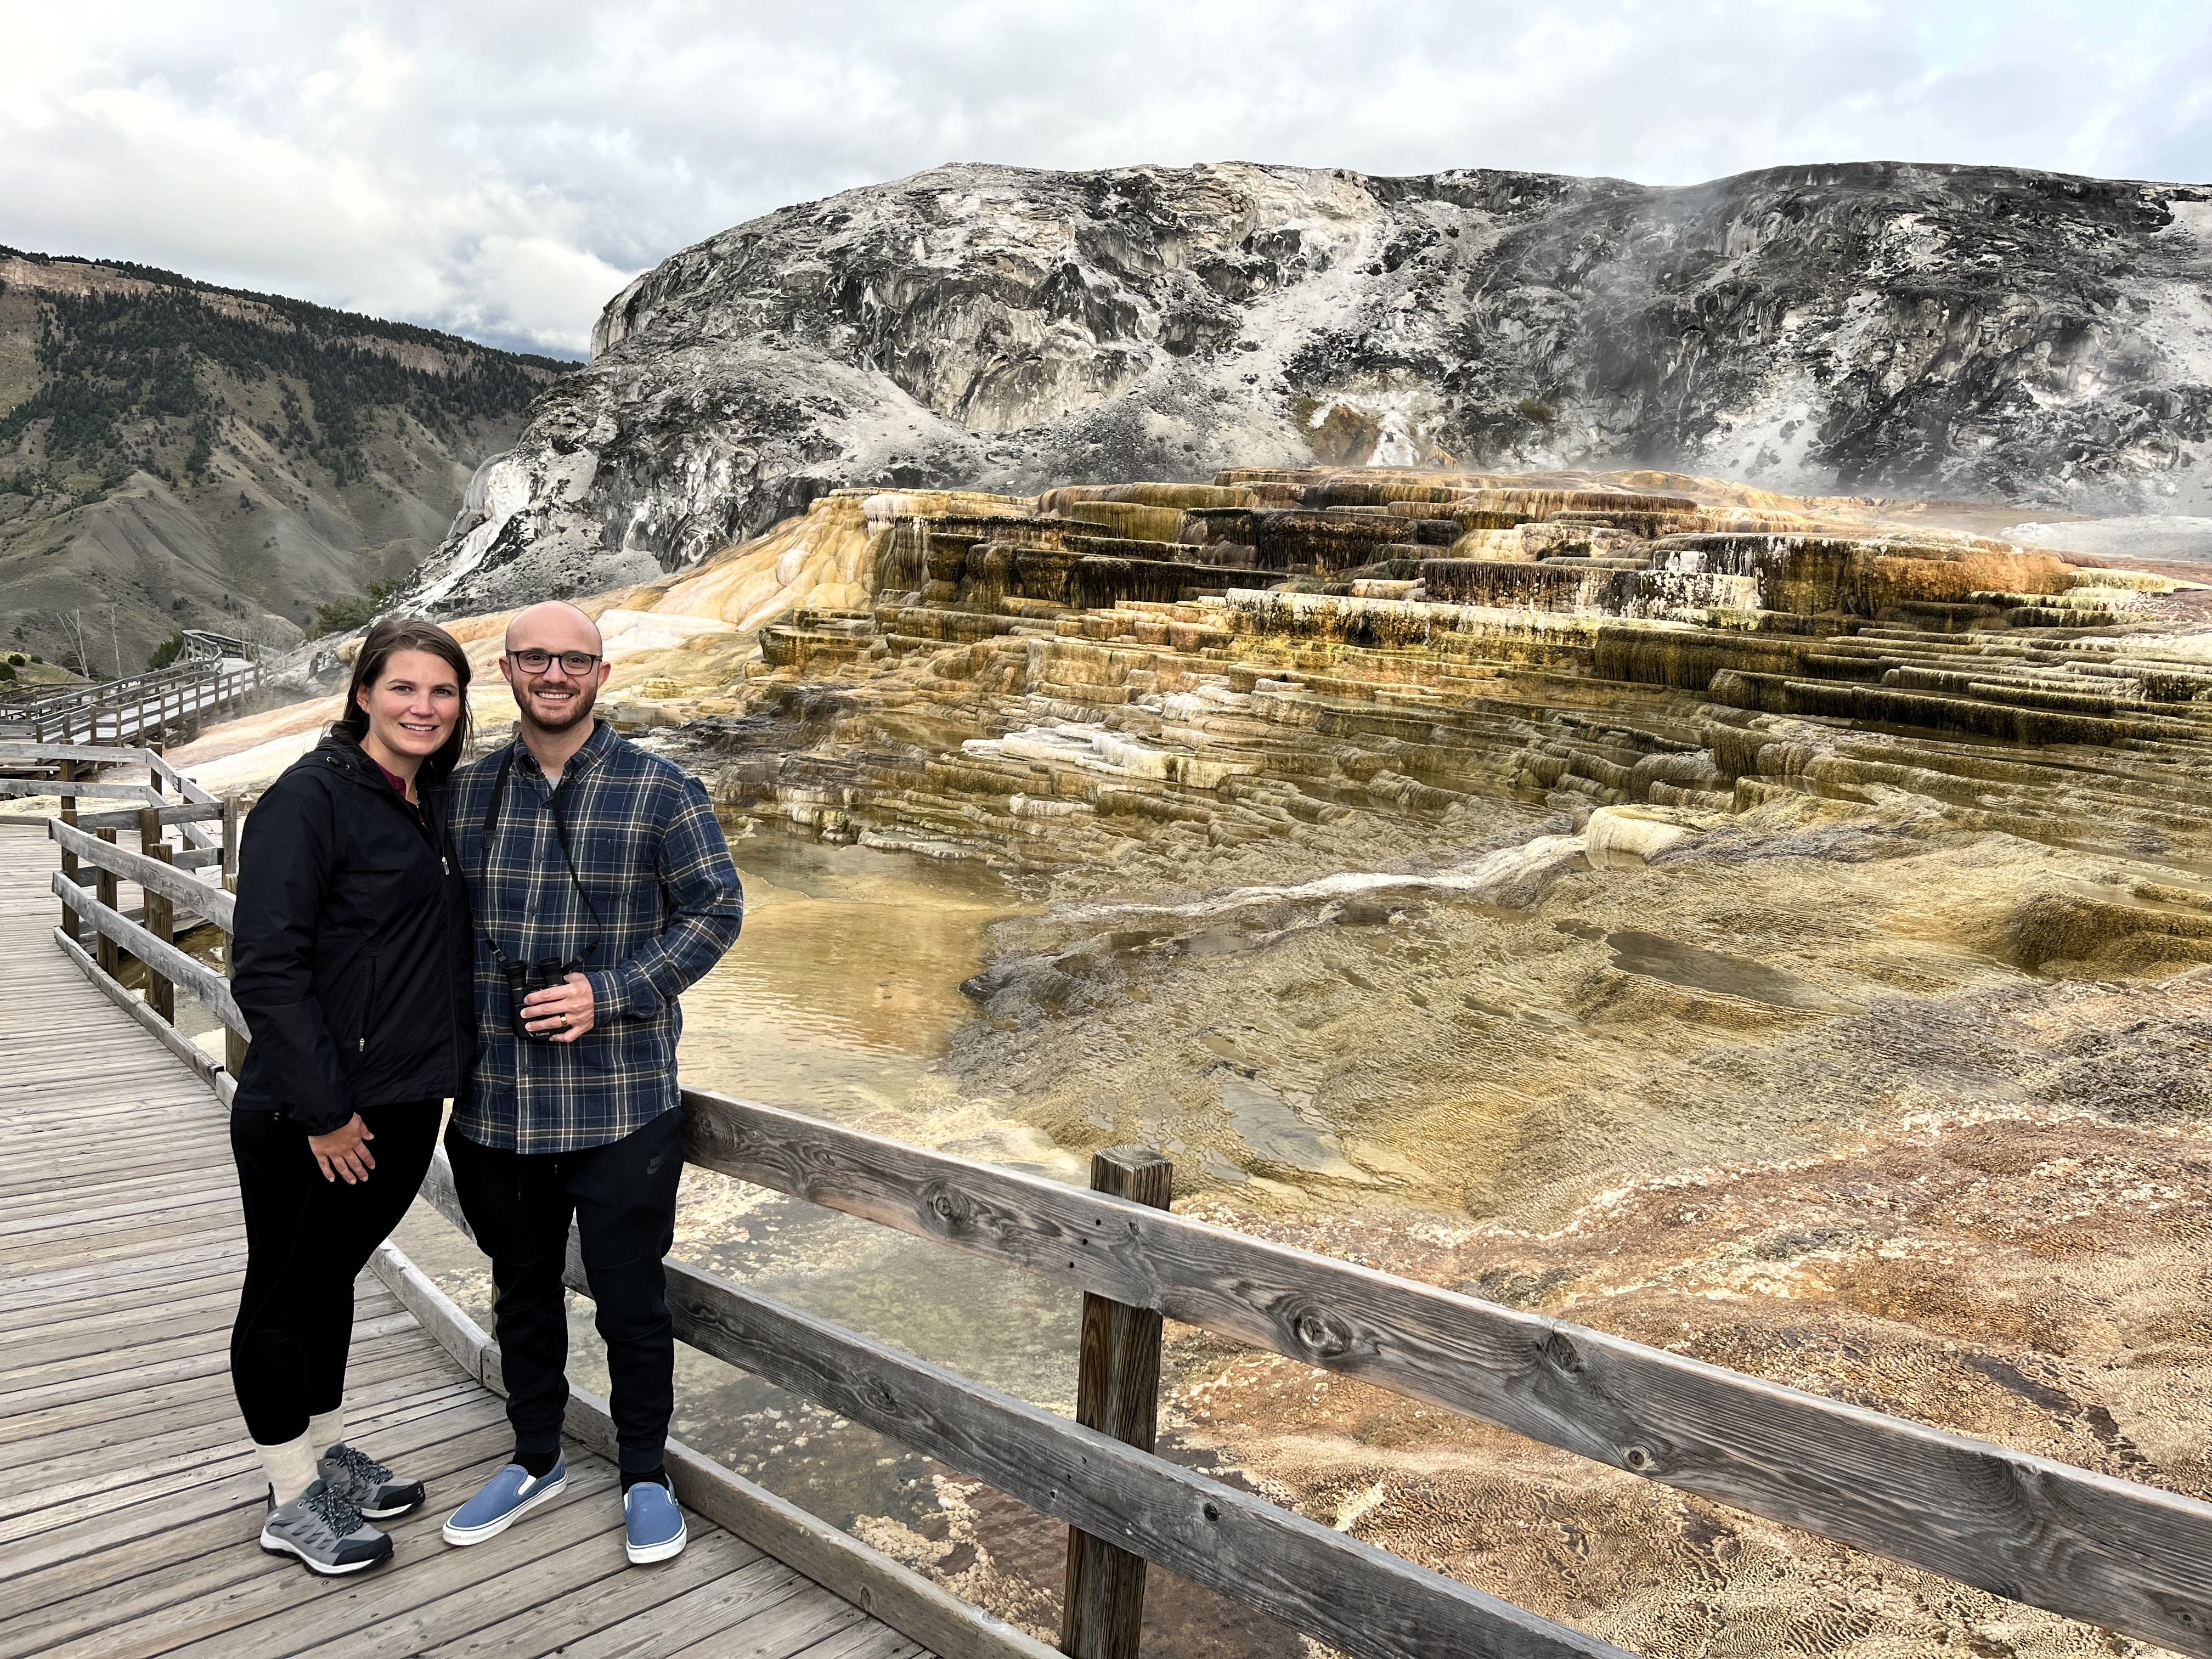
[{"left": 330, "top": 615, "right": 473, "bottom": 782}]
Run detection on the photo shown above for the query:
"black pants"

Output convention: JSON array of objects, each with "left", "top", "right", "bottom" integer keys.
[
  {"left": 444, "top": 1110, "right": 684, "bottom": 1475},
  {"left": 229, "top": 1101, "right": 441, "bottom": 1446}
]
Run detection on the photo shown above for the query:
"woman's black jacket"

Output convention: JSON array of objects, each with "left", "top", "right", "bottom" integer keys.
[{"left": 230, "top": 735, "right": 476, "bottom": 1133}]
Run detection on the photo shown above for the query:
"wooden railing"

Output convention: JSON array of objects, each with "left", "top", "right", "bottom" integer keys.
[
  {"left": 0, "top": 652, "right": 259, "bottom": 745},
  {"left": 32, "top": 742, "right": 244, "bottom": 1094},
  {"left": 33, "top": 771, "right": 2212, "bottom": 1659}
]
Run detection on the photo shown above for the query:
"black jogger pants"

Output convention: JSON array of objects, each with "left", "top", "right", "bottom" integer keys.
[
  {"left": 444, "top": 1109, "right": 684, "bottom": 1474},
  {"left": 228, "top": 1101, "right": 440, "bottom": 1446}
]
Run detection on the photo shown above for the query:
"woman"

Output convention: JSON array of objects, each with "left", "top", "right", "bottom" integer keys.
[{"left": 228, "top": 616, "right": 477, "bottom": 1575}]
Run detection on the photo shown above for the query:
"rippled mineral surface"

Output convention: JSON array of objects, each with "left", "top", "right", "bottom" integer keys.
[{"left": 407, "top": 465, "right": 2212, "bottom": 1656}]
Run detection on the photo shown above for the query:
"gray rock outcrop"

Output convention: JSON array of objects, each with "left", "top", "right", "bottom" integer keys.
[{"left": 408, "top": 159, "right": 2212, "bottom": 614}]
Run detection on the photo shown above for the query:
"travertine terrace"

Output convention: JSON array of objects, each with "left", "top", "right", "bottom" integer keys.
[
  {"left": 686, "top": 465, "right": 2212, "bottom": 900},
  {"left": 610, "top": 465, "right": 2212, "bottom": 1656},
  {"left": 166, "top": 462, "right": 2212, "bottom": 1655}
]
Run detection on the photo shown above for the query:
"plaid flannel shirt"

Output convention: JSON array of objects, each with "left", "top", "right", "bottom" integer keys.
[{"left": 448, "top": 719, "right": 744, "bottom": 1154}]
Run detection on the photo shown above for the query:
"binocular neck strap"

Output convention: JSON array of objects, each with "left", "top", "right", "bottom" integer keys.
[{"left": 478, "top": 747, "right": 607, "bottom": 965}]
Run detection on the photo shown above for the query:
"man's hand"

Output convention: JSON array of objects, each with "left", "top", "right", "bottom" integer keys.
[
  {"left": 521, "top": 972, "right": 596, "bottom": 1043},
  {"left": 309, "top": 1114, "right": 376, "bottom": 1184}
]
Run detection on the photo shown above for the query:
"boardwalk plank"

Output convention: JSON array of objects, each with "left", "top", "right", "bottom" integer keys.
[
  {"left": 0, "top": 836, "right": 934, "bottom": 1659},
  {"left": 45, "top": 1462, "right": 625, "bottom": 1659},
  {"left": 0, "top": 1248, "right": 242, "bottom": 1327},
  {"left": 563, "top": 1574, "right": 859, "bottom": 1659},
  {"left": 0, "top": 1398, "right": 514, "bottom": 1584},
  {"left": 0, "top": 1380, "right": 495, "bottom": 1541},
  {"left": 0, "top": 1339, "right": 452, "bottom": 1452},
  {"left": 0, "top": 1346, "right": 233, "bottom": 1425},
  {"left": 0, "top": 1311, "right": 419, "bottom": 1422},
  {"left": 0, "top": 1438, "right": 562, "bottom": 1656},
  {"left": 0, "top": 1265, "right": 239, "bottom": 1330},
  {"left": 0, "top": 1354, "right": 459, "bottom": 1500},
  {"left": 0, "top": 1294, "right": 398, "bottom": 1378},
  {"left": 0, "top": 1184, "right": 236, "bottom": 1239},
  {"left": 426, "top": 1549, "right": 805, "bottom": 1659},
  {"left": 280, "top": 1516, "right": 753, "bottom": 1659},
  {"left": 779, "top": 1628, "right": 928, "bottom": 1659}
]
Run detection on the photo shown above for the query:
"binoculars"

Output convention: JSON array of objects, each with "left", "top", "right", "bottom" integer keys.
[{"left": 501, "top": 955, "right": 585, "bottom": 1040}]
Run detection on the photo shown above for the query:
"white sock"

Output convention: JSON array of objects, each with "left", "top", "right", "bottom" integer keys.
[
  {"left": 307, "top": 1407, "right": 347, "bottom": 1454},
  {"left": 257, "top": 1433, "right": 318, "bottom": 1506}
]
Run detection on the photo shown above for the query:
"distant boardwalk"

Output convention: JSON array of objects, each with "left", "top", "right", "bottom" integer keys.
[{"left": 0, "top": 829, "right": 928, "bottom": 1659}]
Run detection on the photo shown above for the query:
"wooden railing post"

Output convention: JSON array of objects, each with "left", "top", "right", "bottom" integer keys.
[
  {"left": 58, "top": 759, "right": 80, "bottom": 939},
  {"left": 94, "top": 828, "right": 121, "bottom": 978},
  {"left": 222, "top": 794, "right": 247, "bottom": 1077},
  {"left": 137, "top": 806, "right": 175, "bottom": 1023},
  {"left": 221, "top": 795, "right": 241, "bottom": 889},
  {"left": 1060, "top": 1146, "right": 1172, "bottom": 1659}
]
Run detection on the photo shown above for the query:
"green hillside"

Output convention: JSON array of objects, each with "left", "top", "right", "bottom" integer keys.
[{"left": 0, "top": 248, "right": 570, "bottom": 669}]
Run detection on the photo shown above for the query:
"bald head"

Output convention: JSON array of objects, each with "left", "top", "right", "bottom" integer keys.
[
  {"left": 500, "top": 600, "right": 610, "bottom": 750},
  {"left": 505, "top": 600, "right": 602, "bottom": 656}
]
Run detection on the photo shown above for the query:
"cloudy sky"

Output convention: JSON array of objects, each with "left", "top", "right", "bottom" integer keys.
[{"left": 4, "top": 1, "right": 2206, "bottom": 357}]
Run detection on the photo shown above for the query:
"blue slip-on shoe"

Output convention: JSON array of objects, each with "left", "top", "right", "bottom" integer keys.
[
  {"left": 441, "top": 1455, "right": 567, "bottom": 1546},
  {"left": 623, "top": 1477, "right": 686, "bottom": 1565}
]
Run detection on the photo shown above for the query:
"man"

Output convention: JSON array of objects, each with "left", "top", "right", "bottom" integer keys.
[{"left": 439, "top": 601, "right": 743, "bottom": 1565}]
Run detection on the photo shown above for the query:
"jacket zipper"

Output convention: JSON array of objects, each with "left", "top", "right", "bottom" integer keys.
[
  {"left": 432, "top": 791, "right": 465, "bottom": 1093},
  {"left": 360, "top": 955, "right": 379, "bottom": 1053}
]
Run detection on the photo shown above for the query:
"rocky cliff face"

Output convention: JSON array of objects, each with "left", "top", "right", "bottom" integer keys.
[{"left": 412, "top": 158, "right": 2212, "bottom": 614}]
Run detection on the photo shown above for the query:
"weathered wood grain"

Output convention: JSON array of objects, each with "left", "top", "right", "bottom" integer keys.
[
  {"left": 144, "top": 749, "right": 218, "bottom": 806},
  {"left": 50, "top": 816, "right": 236, "bottom": 932},
  {"left": 371, "top": 1236, "right": 1061, "bottom": 1659},
  {"left": 0, "top": 742, "right": 163, "bottom": 766},
  {"left": 51, "top": 872, "right": 245, "bottom": 1033},
  {"left": 405, "top": 1533, "right": 771, "bottom": 1659},
  {"left": 58, "top": 765, "right": 80, "bottom": 934},
  {"left": 416, "top": 1148, "right": 477, "bottom": 1246},
  {"left": 679, "top": 1086, "right": 2212, "bottom": 1655},
  {"left": 0, "top": 777, "right": 160, "bottom": 800},
  {"left": 336, "top": 1508, "right": 755, "bottom": 1659},
  {"left": 49, "top": 929, "right": 227, "bottom": 1094},
  {"left": 69, "top": 800, "right": 223, "bottom": 833},
  {"left": 1062, "top": 1147, "right": 1171, "bottom": 1659},
  {"left": 469, "top": 1113, "right": 1571, "bottom": 1658},
  {"left": 649, "top": 1257, "right": 1625, "bottom": 1659},
  {"left": 137, "top": 811, "right": 175, "bottom": 1023},
  {"left": 93, "top": 830, "right": 120, "bottom": 978},
  {"left": 366, "top": 1244, "right": 490, "bottom": 1386}
]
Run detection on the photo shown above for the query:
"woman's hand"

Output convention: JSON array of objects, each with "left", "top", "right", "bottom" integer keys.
[{"left": 309, "top": 1114, "right": 376, "bottom": 1184}]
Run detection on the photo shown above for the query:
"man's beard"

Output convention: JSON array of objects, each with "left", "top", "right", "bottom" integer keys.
[{"left": 521, "top": 679, "right": 598, "bottom": 733}]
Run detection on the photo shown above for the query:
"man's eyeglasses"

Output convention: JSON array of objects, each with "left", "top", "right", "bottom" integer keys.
[{"left": 506, "top": 648, "right": 602, "bottom": 675}]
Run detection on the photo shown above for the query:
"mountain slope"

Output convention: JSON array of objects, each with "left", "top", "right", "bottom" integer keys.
[
  {"left": 0, "top": 250, "right": 567, "bottom": 669},
  {"left": 407, "top": 157, "right": 2212, "bottom": 615}
]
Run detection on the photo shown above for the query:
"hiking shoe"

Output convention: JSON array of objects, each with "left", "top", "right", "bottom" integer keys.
[
  {"left": 442, "top": 1455, "right": 567, "bottom": 1545},
  {"left": 623, "top": 1476, "right": 685, "bottom": 1564},
  {"left": 317, "top": 1443, "right": 426, "bottom": 1520},
  {"left": 259, "top": 1480, "right": 392, "bottom": 1576}
]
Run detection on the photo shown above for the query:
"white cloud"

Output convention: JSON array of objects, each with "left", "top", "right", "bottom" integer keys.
[{"left": 2, "top": 0, "right": 2206, "bottom": 356}]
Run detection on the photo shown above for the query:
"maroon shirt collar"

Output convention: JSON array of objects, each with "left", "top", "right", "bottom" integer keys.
[{"left": 372, "top": 758, "right": 417, "bottom": 804}]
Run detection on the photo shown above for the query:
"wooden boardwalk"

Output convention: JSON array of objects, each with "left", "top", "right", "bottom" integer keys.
[
  {"left": 0, "top": 826, "right": 929, "bottom": 1659},
  {"left": 12, "top": 747, "right": 2212, "bottom": 1659}
]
